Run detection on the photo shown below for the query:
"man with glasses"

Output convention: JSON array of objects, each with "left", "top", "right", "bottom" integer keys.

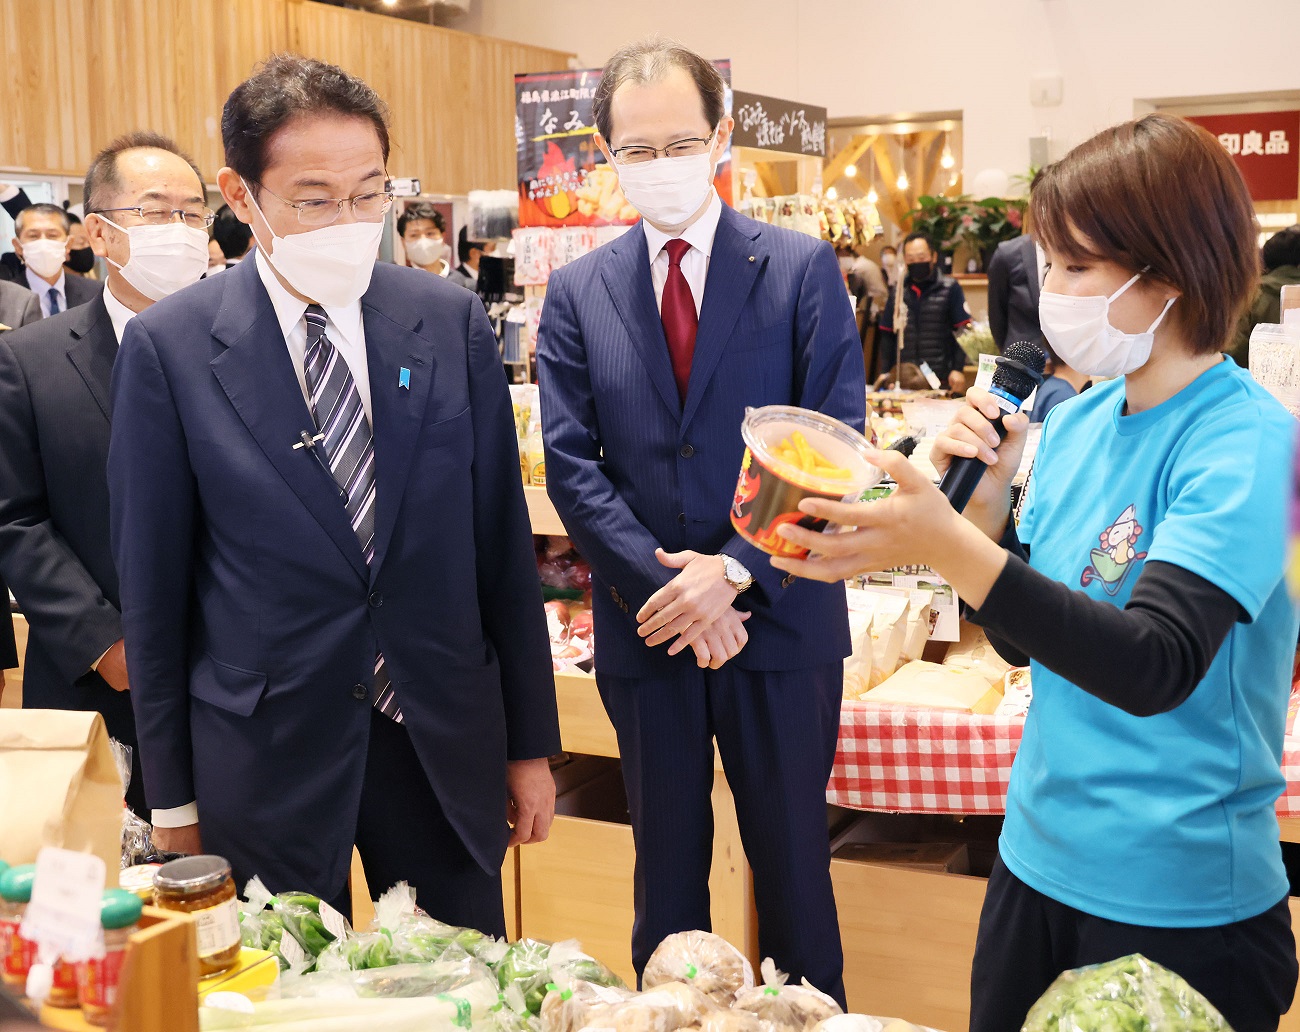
[
  {"left": 1, "top": 202, "right": 103, "bottom": 316},
  {"left": 538, "top": 38, "right": 862, "bottom": 1002},
  {"left": 0, "top": 131, "right": 210, "bottom": 816},
  {"left": 108, "top": 55, "right": 559, "bottom": 929}
]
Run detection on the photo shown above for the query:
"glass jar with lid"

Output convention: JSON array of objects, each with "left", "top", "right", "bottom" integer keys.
[
  {"left": 79, "top": 889, "right": 143, "bottom": 1026},
  {"left": 152, "top": 856, "right": 241, "bottom": 975},
  {"left": 0, "top": 864, "right": 37, "bottom": 989}
]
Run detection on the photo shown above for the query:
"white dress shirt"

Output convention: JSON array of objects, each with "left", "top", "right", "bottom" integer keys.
[
  {"left": 26, "top": 265, "right": 66, "bottom": 318},
  {"left": 642, "top": 189, "right": 722, "bottom": 317},
  {"left": 102, "top": 282, "right": 136, "bottom": 345},
  {"left": 152, "top": 252, "right": 374, "bottom": 831}
]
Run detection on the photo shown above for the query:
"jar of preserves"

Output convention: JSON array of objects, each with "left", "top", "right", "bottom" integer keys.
[
  {"left": 152, "top": 856, "right": 240, "bottom": 975},
  {"left": 0, "top": 865, "right": 37, "bottom": 989},
  {"left": 79, "top": 889, "right": 143, "bottom": 1026},
  {"left": 45, "top": 956, "right": 80, "bottom": 1008}
]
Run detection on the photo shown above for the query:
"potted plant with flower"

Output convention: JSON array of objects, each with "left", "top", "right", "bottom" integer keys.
[{"left": 961, "top": 197, "right": 1027, "bottom": 271}]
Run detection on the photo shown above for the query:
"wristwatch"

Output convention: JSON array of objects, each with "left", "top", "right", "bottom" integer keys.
[{"left": 720, "top": 554, "right": 755, "bottom": 594}]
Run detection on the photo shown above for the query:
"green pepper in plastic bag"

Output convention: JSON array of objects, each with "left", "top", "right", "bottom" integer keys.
[
  {"left": 497, "top": 939, "right": 625, "bottom": 1016},
  {"left": 1021, "top": 954, "right": 1233, "bottom": 1032}
]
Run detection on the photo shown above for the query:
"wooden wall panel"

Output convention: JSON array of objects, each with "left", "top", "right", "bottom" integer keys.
[{"left": 1, "top": 0, "right": 570, "bottom": 193}]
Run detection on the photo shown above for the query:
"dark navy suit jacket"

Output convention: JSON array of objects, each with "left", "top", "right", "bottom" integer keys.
[
  {"left": 537, "top": 203, "right": 866, "bottom": 678},
  {"left": 108, "top": 256, "right": 559, "bottom": 898}
]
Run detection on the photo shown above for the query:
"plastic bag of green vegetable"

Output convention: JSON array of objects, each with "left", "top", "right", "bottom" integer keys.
[
  {"left": 1021, "top": 954, "right": 1233, "bottom": 1032},
  {"left": 496, "top": 939, "right": 625, "bottom": 1017}
]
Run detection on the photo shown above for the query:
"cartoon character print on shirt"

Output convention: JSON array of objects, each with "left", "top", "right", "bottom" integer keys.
[{"left": 1081, "top": 503, "right": 1148, "bottom": 596}]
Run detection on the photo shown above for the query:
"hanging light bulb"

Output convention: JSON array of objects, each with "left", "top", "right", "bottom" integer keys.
[
  {"left": 940, "top": 149, "right": 955, "bottom": 170},
  {"left": 866, "top": 187, "right": 878, "bottom": 204},
  {"left": 844, "top": 163, "right": 858, "bottom": 179},
  {"left": 897, "top": 171, "right": 909, "bottom": 191},
  {"left": 825, "top": 186, "right": 838, "bottom": 201}
]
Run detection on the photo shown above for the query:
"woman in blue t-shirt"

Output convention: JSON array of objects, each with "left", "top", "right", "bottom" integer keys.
[{"left": 772, "top": 113, "right": 1300, "bottom": 1031}]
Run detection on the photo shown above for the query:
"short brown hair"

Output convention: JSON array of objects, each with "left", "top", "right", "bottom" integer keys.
[
  {"left": 84, "top": 131, "right": 204, "bottom": 214},
  {"left": 1030, "top": 113, "right": 1258, "bottom": 355},
  {"left": 222, "top": 54, "right": 390, "bottom": 188},
  {"left": 593, "top": 38, "right": 725, "bottom": 143}
]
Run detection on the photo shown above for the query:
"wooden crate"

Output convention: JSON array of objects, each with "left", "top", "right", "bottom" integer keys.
[
  {"left": 40, "top": 905, "right": 198, "bottom": 1032},
  {"left": 832, "top": 858, "right": 984, "bottom": 1032}
]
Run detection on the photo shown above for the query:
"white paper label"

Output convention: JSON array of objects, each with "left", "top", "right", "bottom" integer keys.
[
  {"left": 918, "top": 361, "right": 942, "bottom": 390},
  {"left": 20, "top": 848, "right": 107, "bottom": 963},
  {"left": 195, "top": 896, "right": 241, "bottom": 959},
  {"left": 317, "top": 900, "right": 349, "bottom": 941},
  {"left": 278, "top": 928, "right": 307, "bottom": 968}
]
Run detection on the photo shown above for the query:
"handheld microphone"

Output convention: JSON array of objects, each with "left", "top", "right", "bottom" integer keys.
[{"left": 938, "top": 340, "right": 1046, "bottom": 513}]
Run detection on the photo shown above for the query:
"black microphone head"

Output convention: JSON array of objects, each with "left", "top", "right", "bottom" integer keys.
[{"left": 993, "top": 340, "right": 1048, "bottom": 403}]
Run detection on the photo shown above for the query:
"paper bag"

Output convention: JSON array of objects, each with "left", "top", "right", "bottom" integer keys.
[{"left": 0, "top": 710, "right": 123, "bottom": 876}]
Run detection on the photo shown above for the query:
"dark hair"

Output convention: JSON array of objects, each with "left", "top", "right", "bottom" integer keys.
[
  {"left": 222, "top": 54, "right": 390, "bottom": 188},
  {"left": 593, "top": 37, "right": 726, "bottom": 143},
  {"left": 880, "top": 245, "right": 896, "bottom": 254},
  {"left": 212, "top": 204, "right": 253, "bottom": 259},
  {"left": 1031, "top": 112, "right": 1258, "bottom": 355},
  {"left": 14, "top": 202, "right": 70, "bottom": 236},
  {"left": 84, "top": 130, "right": 204, "bottom": 214},
  {"left": 396, "top": 202, "right": 445, "bottom": 238},
  {"left": 1262, "top": 225, "right": 1300, "bottom": 273},
  {"left": 458, "top": 224, "right": 487, "bottom": 263},
  {"left": 65, "top": 211, "right": 82, "bottom": 226},
  {"left": 874, "top": 363, "right": 930, "bottom": 391},
  {"left": 903, "top": 231, "right": 937, "bottom": 255}
]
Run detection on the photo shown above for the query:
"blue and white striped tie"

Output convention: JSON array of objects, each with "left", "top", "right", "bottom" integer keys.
[{"left": 303, "top": 305, "right": 402, "bottom": 722}]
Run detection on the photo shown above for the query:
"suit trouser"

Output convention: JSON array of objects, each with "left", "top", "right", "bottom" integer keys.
[
  {"left": 330, "top": 708, "right": 507, "bottom": 938},
  {"left": 598, "top": 661, "right": 847, "bottom": 1007}
]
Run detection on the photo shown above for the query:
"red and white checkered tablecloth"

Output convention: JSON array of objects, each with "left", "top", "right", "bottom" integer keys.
[{"left": 829, "top": 700, "right": 1300, "bottom": 818}]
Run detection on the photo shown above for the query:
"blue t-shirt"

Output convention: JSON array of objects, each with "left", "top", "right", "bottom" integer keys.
[{"left": 1003, "top": 357, "right": 1300, "bottom": 927}]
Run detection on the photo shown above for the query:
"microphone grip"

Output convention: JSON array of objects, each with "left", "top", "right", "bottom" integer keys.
[{"left": 937, "top": 410, "right": 1011, "bottom": 514}]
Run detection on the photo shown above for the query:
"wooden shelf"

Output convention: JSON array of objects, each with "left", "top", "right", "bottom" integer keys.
[{"left": 525, "top": 486, "right": 568, "bottom": 537}]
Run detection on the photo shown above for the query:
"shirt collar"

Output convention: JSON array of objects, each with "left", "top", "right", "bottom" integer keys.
[
  {"left": 254, "top": 248, "right": 364, "bottom": 347},
  {"left": 26, "top": 265, "right": 65, "bottom": 300},
  {"left": 643, "top": 188, "right": 723, "bottom": 265},
  {"left": 102, "top": 282, "right": 137, "bottom": 345}
]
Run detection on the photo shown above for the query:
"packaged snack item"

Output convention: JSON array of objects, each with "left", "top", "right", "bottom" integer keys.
[
  {"left": 155, "top": 856, "right": 243, "bottom": 976},
  {"left": 867, "top": 592, "right": 910, "bottom": 689},
  {"left": 539, "top": 976, "right": 636, "bottom": 1032},
  {"left": 899, "top": 590, "right": 934, "bottom": 666},
  {"left": 860, "top": 660, "right": 1002, "bottom": 715},
  {"left": 700, "top": 1010, "right": 766, "bottom": 1032},
  {"left": 527, "top": 398, "right": 546, "bottom": 487},
  {"left": 843, "top": 591, "right": 877, "bottom": 699},
  {"left": 642, "top": 929, "right": 755, "bottom": 1005},
  {"left": 512, "top": 228, "right": 553, "bottom": 286},
  {"left": 607, "top": 980, "right": 715, "bottom": 1032},
  {"left": 79, "top": 889, "right": 143, "bottom": 1026},
  {"left": 942, "top": 621, "right": 1011, "bottom": 686},
  {"left": 732, "top": 960, "right": 841, "bottom": 1032},
  {"left": 996, "top": 666, "right": 1032, "bottom": 718}
]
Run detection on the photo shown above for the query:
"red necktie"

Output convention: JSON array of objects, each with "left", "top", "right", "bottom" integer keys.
[{"left": 660, "top": 238, "right": 697, "bottom": 402}]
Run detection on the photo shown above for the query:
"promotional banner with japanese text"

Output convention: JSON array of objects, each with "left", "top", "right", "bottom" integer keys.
[
  {"left": 1187, "top": 110, "right": 1299, "bottom": 202},
  {"left": 515, "top": 62, "right": 733, "bottom": 228}
]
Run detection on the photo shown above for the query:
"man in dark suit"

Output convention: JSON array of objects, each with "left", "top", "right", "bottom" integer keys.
[
  {"left": 538, "top": 39, "right": 863, "bottom": 1004},
  {"left": 0, "top": 281, "right": 40, "bottom": 332},
  {"left": 108, "top": 55, "right": 559, "bottom": 929},
  {"left": 0, "top": 131, "right": 212, "bottom": 815},
  {"left": 0, "top": 584, "right": 15, "bottom": 699},
  {"left": 2, "top": 203, "right": 102, "bottom": 316},
  {"left": 986, "top": 232, "right": 1043, "bottom": 352}
]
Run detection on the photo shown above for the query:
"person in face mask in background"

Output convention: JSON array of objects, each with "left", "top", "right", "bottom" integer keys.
[
  {"left": 877, "top": 231, "right": 972, "bottom": 391},
  {"left": 397, "top": 202, "right": 451, "bottom": 278},
  {"left": 0, "top": 186, "right": 99, "bottom": 283},
  {"left": 1, "top": 203, "right": 103, "bottom": 316},
  {"left": 769, "top": 113, "right": 1299, "bottom": 1032},
  {"left": 107, "top": 55, "right": 558, "bottom": 926},
  {"left": 879, "top": 243, "right": 898, "bottom": 287},
  {"left": 537, "top": 37, "right": 863, "bottom": 1004},
  {"left": 206, "top": 238, "right": 228, "bottom": 277},
  {"left": 0, "top": 131, "right": 210, "bottom": 818},
  {"left": 447, "top": 225, "right": 491, "bottom": 293}
]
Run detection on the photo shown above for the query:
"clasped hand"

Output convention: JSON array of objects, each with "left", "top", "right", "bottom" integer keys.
[{"left": 636, "top": 550, "right": 751, "bottom": 669}]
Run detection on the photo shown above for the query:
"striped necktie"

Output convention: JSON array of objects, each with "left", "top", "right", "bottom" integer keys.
[{"left": 302, "top": 305, "right": 402, "bottom": 722}]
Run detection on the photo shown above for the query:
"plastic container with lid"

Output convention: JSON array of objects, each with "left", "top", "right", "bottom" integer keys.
[
  {"left": 731, "top": 405, "right": 882, "bottom": 559},
  {"left": 1248, "top": 323, "right": 1300, "bottom": 418},
  {"left": 79, "top": 889, "right": 143, "bottom": 1026},
  {"left": 153, "top": 856, "right": 240, "bottom": 975},
  {"left": 0, "top": 864, "right": 37, "bottom": 989}
]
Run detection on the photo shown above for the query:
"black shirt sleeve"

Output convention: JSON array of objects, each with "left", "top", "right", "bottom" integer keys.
[
  {"left": 968, "top": 522, "right": 1242, "bottom": 717},
  {"left": 1, "top": 189, "right": 31, "bottom": 223}
]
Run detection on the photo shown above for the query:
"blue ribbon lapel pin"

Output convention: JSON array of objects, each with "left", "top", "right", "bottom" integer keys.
[{"left": 399, "top": 367, "right": 411, "bottom": 390}]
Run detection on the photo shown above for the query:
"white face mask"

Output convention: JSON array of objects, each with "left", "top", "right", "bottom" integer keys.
[
  {"left": 1039, "top": 271, "right": 1176, "bottom": 378},
  {"left": 20, "top": 238, "right": 68, "bottom": 279},
  {"left": 880, "top": 253, "right": 896, "bottom": 269},
  {"left": 613, "top": 149, "right": 716, "bottom": 228},
  {"left": 99, "top": 217, "right": 210, "bottom": 301},
  {"left": 405, "top": 236, "right": 447, "bottom": 268},
  {"left": 244, "top": 179, "right": 383, "bottom": 308}
]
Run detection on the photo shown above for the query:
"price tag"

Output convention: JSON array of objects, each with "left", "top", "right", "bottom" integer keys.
[
  {"left": 317, "top": 900, "right": 349, "bottom": 941},
  {"left": 20, "top": 848, "right": 107, "bottom": 963},
  {"left": 389, "top": 177, "right": 422, "bottom": 197},
  {"left": 278, "top": 929, "right": 307, "bottom": 969}
]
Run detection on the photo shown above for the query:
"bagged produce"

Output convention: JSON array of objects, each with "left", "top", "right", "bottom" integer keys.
[
  {"left": 238, "top": 877, "right": 348, "bottom": 973},
  {"left": 497, "top": 938, "right": 625, "bottom": 1016},
  {"left": 201, "top": 987, "right": 500, "bottom": 1030},
  {"left": 1022, "top": 954, "right": 1231, "bottom": 1032},
  {"left": 539, "top": 976, "right": 637, "bottom": 1032},
  {"left": 732, "top": 960, "right": 841, "bottom": 1032},
  {"left": 642, "top": 929, "right": 755, "bottom": 1005},
  {"left": 604, "top": 980, "right": 716, "bottom": 1032}
]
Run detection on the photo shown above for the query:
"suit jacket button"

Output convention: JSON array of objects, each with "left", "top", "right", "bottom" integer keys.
[
  {"left": 368, "top": 591, "right": 384, "bottom": 608},
  {"left": 678, "top": 512, "right": 686, "bottom": 525},
  {"left": 352, "top": 683, "right": 369, "bottom": 701},
  {"left": 621, "top": 601, "right": 629, "bottom": 613},
  {"left": 679, "top": 444, "right": 695, "bottom": 458},
  {"left": 609, "top": 585, "right": 619, "bottom": 602},
  {"left": 782, "top": 574, "right": 795, "bottom": 588}
]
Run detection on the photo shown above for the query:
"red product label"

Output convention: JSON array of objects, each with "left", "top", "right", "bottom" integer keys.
[
  {"left": 731, "top": 447, "right": 846, "bottom": 559},
  {"left": 80, "top": 947, "right": 127, "bottom": 1009},
  {"left": 4, "top": 932, "right": 37, "bottom": 979}
]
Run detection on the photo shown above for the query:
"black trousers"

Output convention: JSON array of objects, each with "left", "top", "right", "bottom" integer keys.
[
  {"left": 329, "top": 709, "right": 506, "bottom": 938},
  {"left": 970, "top": 855, "right": 1298, "bottom": 1032},
  {"left": 598, "top": 662, "right": 846, "bottom": 1008}
]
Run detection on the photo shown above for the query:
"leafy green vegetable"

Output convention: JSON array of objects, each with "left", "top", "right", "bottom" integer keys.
[{"left": 1022, "top": 954, "right": 1232, "bottom": 1032}]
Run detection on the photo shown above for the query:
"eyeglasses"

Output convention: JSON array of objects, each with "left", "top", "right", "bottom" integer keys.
[
  {"left": 92, "top": 206, "right": 215, "bottom": 230},
  {"left": 611, "top": 130, "right": 717, "bottom": 165},
  {"left": 254, "top": 181, "right": 394, "bottom": 227}
]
